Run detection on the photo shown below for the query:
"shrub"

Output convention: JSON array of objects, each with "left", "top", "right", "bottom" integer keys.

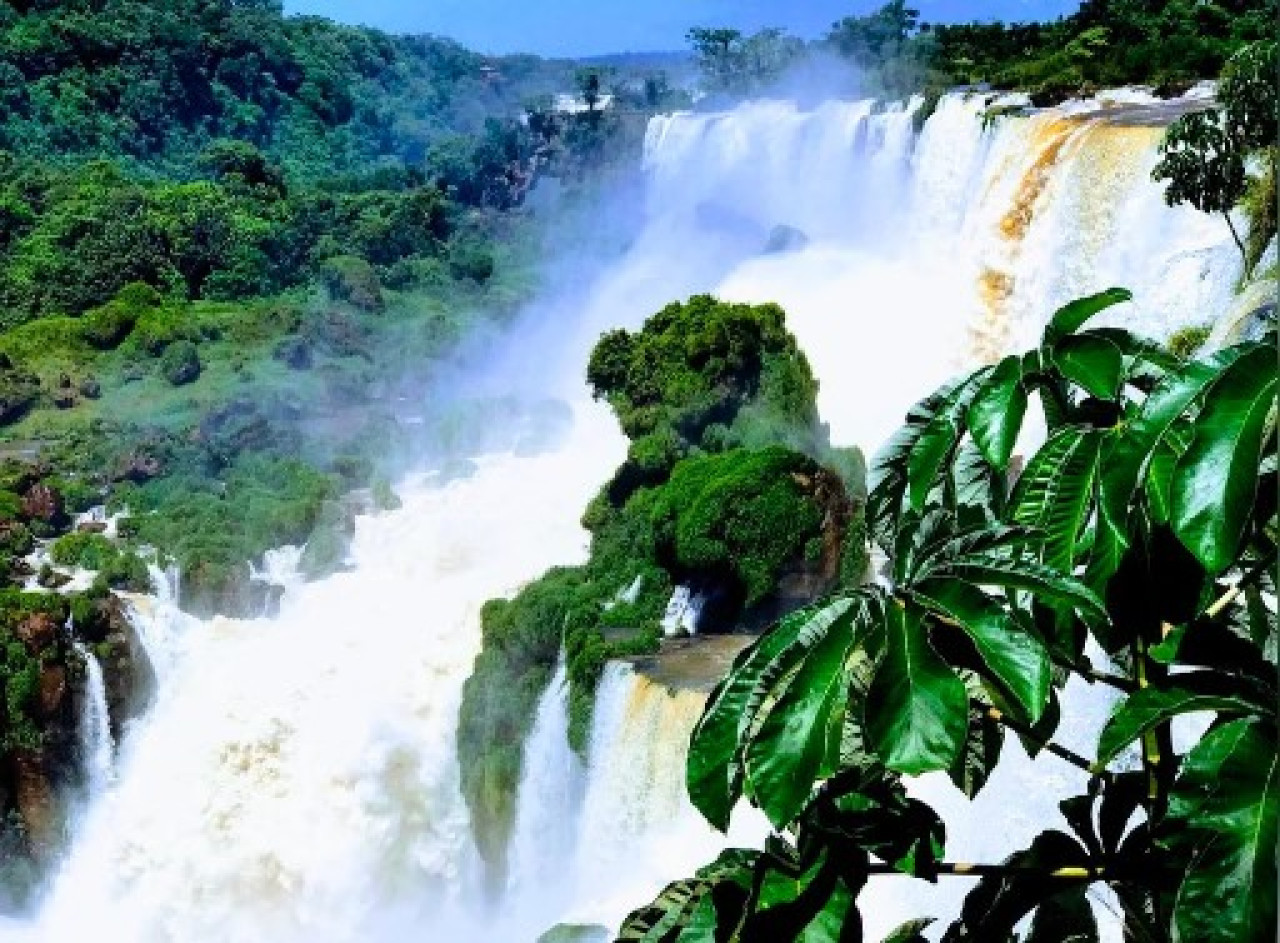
[
  {"left": 320, "top": 255, "right": 384, "bottom": 312},
  {"left": 159, "top": 340, "right": 201, "bottom": 386}
]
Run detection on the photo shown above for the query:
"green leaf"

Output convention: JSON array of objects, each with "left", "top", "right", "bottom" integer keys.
[
  {"left": 1095, "top": 343, "right": 1265, "bottom": 588},
  {"left": 811, "top": 772, "right": 946, "bottom": 876},
  {"left": 865, "top": 601, "right": 967, "bottom": 775},
  {"left": 745, "top": 604, "right": 857, "bottom": 828},
  {"left": 617, "top": 849, "right": 758, "bottom": 942},
  {"left": 942, "top": 830, "right": 1092, "bottom": 942},
  {"left": 870, "top": 372, "right": 986, "bottom": 540},
  {"left": 1025, "top": 885, "right": 1099, "bottom": 943},
  {"left": 908, "top": 371, "right": 991, "bottom": 512},
  {"left": 881, "top": 919, "right": 934, "bottom": 943},
  {"left": 1166, "top": 718, "right": 1278, "bottom": 943},
  {"left": 1095, "top": 683, "right": 1260, "bottom": 768},
  {"left": 1053, "top": 333, "right": 1124, "bottom": 401},
  {"left": 1009, "top": 426, "right": 1101, "bottom": 574},
  {"left": 924, "top": 554, "right": 1108, "bottom": 627},
  {"left": 1041, "top": 287, "right": 1133, "bottom": 347},
  {"left": 912, "top": 578, "right": 1051, "bottom": 724},
  {"left": 947, "top": 672, "right": 1004, "bottom": 798},
  {"left": 968, "top": 355, "right": 1028, "bottom": 470},
  {"left": 1170, "top": 345, "right": 1278, "bottom": 573}
]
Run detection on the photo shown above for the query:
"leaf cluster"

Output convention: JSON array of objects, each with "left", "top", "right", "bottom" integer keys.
[{"left": 622, "top": 288, "right": 1278, "bottom": 943}]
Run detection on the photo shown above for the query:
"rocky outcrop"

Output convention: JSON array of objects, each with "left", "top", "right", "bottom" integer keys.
[{"left": 21, "top": 483, "right": 67, "bottom": 530}]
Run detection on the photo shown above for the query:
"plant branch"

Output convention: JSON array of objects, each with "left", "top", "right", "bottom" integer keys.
[
  {"left": 1206, "top": 551, "right": 1277, "bottom": 619},
  {"left": 985, "top": 707, "right": 1112, "bottom": 783},
  {"left": 1053, "top": 655, "right": 1137, "bottom": 692},
  {"left": 866, "top": 862, "right": 1101, "bottom": 879}
]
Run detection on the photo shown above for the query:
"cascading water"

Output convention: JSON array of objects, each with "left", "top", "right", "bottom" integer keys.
[
  {"left": 13, "top": 87, "right": 1244, "bottom": 943},
  {"left": 70, "top": 642, "right": 114, "bottom": 799},
  {"left": 503, "top": 652, "right": 583, "bottom": 930}
]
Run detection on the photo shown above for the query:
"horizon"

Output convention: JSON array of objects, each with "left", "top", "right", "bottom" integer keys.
[{"left": 283, "top": 1, "right": 1082, "bottom": 58}]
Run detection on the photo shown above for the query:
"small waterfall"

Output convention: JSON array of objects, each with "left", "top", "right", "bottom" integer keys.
[
  {"left": 660, "top": 586, "right": 703, "bottom": 637},
  {"left": 505, "top": 651, "right": 583, "bottom": 919},
  {"left": 71, "top": 642, "right": 114, "bottom": 798},
  {"left": 562, "top": 664, "right": 768, "bottom": 931}
]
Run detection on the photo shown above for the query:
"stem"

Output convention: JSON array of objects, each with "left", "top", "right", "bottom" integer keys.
[
  {"left": 1206, "top": 552, "right": 1277, "bottom": 620},
  {"left": 1223, "top": 211, "right": 1249, "bottom": 273},
  {"left": 866, "top": 862, "right": 1100, "bottom": 879},
  {"left": 1053, "top": 656, "right": 1137, "bottom": 693},
  {"left": 986, "top": 707, "right": 1112, "bottom": 783}
]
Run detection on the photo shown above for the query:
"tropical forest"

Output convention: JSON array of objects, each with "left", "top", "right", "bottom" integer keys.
[{"left": 0, "top": 1, "right": 1274, "bottom": 942}]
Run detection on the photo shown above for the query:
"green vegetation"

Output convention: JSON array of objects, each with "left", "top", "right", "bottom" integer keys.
[
  {"left": 1154, "top": 41, "right": 1278, "bottom": 277},
  {"left": 622, "top": 289, "right": 1278, "bottom": 943},
  {"left": 458, "top": 297, "right": 865, "bottom": 883},
  {"left": 686, "top": 1, "right": 1275, "bottom": 103}
]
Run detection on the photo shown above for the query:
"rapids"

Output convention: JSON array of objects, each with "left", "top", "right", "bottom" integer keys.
[{"left": 10, "top": 87, "right": 1242, "bottom": 942}]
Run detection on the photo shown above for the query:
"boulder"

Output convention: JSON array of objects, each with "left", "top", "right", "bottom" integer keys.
[
  {"left": 15, "top": 612, "right": 59, "bottom": 654},
  {"left": 272, "top": 336, "right": 313, "bottom": 371},
  {"left": 37, "top": 665, "right": 67, "bottom": 719},
  {"left": 78, "top": 376, "right": 102, "bottom": 400},
  {"left": 8, "top": 751, "right": 56, "bottom": 861},
  {"left": 21, "top": 483, "right": 67, "bottom": 528},
  {"left": 111, "top": 449, "right": 162, "bottom": 484}
]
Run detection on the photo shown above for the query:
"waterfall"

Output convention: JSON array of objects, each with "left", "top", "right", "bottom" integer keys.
[
  {"left": 561, "top": 664, "right": 768, "bottom": 931},
  {"left": 71, "top": 642, "right": 114, "bottom": 799},
  {"left": 504, "top": 651, "right": 583, "bottom": 926},
  {"left": 15, "top": 87, "right": 1245, "bottom": 943},
  {"left": 659, "top": 586, "right": 703, "bottom": 637}
]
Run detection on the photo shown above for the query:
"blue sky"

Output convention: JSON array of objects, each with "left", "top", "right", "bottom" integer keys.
[{"left": 283, "top": 1, "right": 1081, "bottom": 57}]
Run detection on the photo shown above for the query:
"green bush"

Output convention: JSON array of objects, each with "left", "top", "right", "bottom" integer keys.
[
  {"left": 50, "top": 532, "right": 117, "bottom": 570},
  {"left": 159, "top": 340, "right": 201, "bottom": 386},
  {"left": 320, "top": 256, "right": 384, "bottom": 312}
]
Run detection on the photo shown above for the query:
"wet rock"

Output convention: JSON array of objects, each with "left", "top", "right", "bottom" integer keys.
[
  {"left": 15, "top": 612, "right": 59, "bottom": 653},
  {"left": 36, "top": 566, "right": 72, "bottom": 591},
  {"left": 56, "top": 374, "right": 72, "bottom": 390},
  {"left": 160, "top": 340, "right": 201, "bottom": 386},
  {"left": 272, "top": 336, "right": 313, "bottom": 370},
  {"left": 76, "top": 521, "right": 108, "bottom": 534},
  {"left": 53, "top": 389, "right": 78, "bottom": 410},
  {"left": 37, "top": 665, "right": 67, "bottom": 719},
  {"left": 8, "top": 751, "right": 56, "bottom": 862},
  {"left": 0, "top": 366, "right": 39, "bottom": 425},
  {"left": 21, "top": 483, "right": 67, "bottom": 528},
  {"left": 78, "top": 376, "right": 101, "bottom": 400},
  {"left": 111, "top": 449, "right": 163, "bottom": 483}
]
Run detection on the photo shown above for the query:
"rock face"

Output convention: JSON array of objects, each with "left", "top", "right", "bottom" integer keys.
[
  {"left": 20, "top": 483, "right": 67, "bottom": 529},
  {"left": 0, "top": 590, "right": 153, "bottom": 901}
]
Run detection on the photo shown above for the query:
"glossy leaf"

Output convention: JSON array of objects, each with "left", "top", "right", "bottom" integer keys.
[
  {"left": 688, "top": 599, "right": 854, "bottom": 831},
  {"left": 1041, "top": 287, "right": 1133, "bottom": 347},
  {"left": 1166, "top": 718, "right": 1278, "bottom": 943},
  {"left": 968, "top": 355, "right": 1028, "bottom": 470},
  {"left": 745, "top": 603, "right": 857, "bottom": 828},
  {"left": 1095, "top": 683, "right": 1260, "bottom": 768},
  {"left": 947, "top": 672, "right": 1004, "bottom": 798},
  {"left": 923, "top": 554, "right": 1108, "bottom": 627},
  {"left": 1053, "top": 333, "right": 1124, "bottom": 401},
  {"left": 1009, "top": 426, "right": 1101, "bottom": 574},
  {"left": 1170, "top": 345, "right": 1278, "bottom": 573},
  {"left": 912, "top": 578, "right": 1051, "bottom": 723},
  {"left": 865, "top": 602, "right": 967, "bottom": 775}
]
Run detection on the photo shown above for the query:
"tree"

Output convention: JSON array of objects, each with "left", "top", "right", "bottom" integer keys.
[
  {"left": 1153, "top": 107, "right": 1249, "bottom": 258},
  {"left": 619, "top": 288, "right": 1278, "bottom": 943},
  {"left": 1154, "top": 41, "right": 1278, "bottom": 275}
]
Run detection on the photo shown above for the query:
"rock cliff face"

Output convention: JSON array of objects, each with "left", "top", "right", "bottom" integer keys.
[{"left": 0, "top": 593, "right": 151, "bottom": 904}]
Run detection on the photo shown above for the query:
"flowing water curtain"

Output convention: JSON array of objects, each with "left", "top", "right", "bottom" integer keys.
[{"left": 618, "top": 288, "right": 1278, "bottom": 943}]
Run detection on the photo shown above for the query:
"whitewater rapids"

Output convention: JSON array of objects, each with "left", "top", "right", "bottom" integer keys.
[{"left": 11, "top": 86, "right": 1244, "bottom": 942}]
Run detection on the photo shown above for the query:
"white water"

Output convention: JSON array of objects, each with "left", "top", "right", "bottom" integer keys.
[
  {"left": 71, "top": 643, "right": 114, "bottom": 799},
  {"left": 660, "top": 586, "right": 703, "bottom": 637},
  {"left": 503, "top": 652, "right": 583, "bottom": 929},
  {"left": 13, "top": 88, "right": 1243, "bottom": 942}
]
